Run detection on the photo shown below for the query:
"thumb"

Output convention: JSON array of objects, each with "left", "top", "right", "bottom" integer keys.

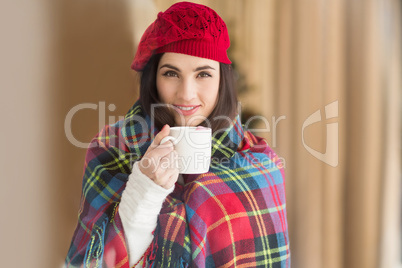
[{"left": 151, "top": 124, "right": 171, "bottom": 148}]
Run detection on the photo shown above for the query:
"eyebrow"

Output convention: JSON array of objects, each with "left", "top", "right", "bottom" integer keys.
[
  {"left": 194, "top": 65, "right": 216, "bottom": 71},
  {"left": 159, "top": 64, "right": 180, "bottom": 72},
  {"left": 159, "top": 64, "right": 216, "bottom": 72}
]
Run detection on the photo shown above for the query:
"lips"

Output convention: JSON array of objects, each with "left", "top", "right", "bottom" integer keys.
[{"left": 173, "top": 104, "right": 200, "bottom": 116}]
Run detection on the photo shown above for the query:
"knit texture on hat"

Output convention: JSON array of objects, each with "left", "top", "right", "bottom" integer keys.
[{"left": 131, "top": 1, "right": 231, "bottom": 71}]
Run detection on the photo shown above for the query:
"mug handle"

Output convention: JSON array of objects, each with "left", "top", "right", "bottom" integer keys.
[{"left": 160, "top": 136, "right": 177, "bottom": 145}]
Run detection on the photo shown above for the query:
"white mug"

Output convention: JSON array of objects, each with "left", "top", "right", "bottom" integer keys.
[{"left": 160, "top": 126, "right": 212, "bottom": 174}]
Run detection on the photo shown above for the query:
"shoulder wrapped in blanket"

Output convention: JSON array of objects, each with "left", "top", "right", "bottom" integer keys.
[{"left": 65, "top": 101, "right": 290, "bottom": 267}]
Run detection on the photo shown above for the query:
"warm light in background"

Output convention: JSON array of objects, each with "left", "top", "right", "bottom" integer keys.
[{"left": 0, "top": 0, "right": 400, "bottom": 268}]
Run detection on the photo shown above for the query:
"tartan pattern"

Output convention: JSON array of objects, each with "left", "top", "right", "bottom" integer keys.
[{"left": 65, "top": 100, "right": 290, "bottom": 267}]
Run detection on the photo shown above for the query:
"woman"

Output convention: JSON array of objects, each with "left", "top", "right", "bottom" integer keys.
[{"left": 65, "top": 2, "right": 290, "bottom": 267}]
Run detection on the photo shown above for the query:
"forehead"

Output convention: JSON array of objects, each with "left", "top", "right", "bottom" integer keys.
[{"left": 158, "top": 52, "right": 220, "bottom": 69}]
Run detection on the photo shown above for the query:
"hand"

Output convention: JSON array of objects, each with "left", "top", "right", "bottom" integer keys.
[{"left": 138, "top": 125, "right": 179, "bottom": 189}]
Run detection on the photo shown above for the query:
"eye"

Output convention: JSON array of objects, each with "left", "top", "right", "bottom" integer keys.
[
  {"left": 162, "top": 70, "right": 179, "bottom": 77},
  {"left": 197, "top": 72, "right": 212, "bottom": 78}
]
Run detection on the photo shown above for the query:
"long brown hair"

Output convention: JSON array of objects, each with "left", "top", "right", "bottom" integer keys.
[{"left": 139, "top": 53, "right": 238, "bottom": 133}]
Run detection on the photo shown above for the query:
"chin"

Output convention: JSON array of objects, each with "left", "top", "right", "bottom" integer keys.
[{"left": 174, "top": 117, "right": 204, "bottom": 127}]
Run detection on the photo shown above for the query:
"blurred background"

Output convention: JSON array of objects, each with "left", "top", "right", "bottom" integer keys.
[{"left": 0, "top": 0, "right": 400, "bottom": 267}]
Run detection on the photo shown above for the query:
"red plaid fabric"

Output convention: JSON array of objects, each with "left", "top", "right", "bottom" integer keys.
[{"left": 65, "top": 101, "right": 290, "bottom": 267}]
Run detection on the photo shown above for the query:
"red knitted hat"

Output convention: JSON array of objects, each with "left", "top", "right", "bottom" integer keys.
[{"left": 131, "top": 1, "right": 231, "bottom": 71}]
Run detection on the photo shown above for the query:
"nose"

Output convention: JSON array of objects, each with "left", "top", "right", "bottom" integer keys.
[{"left": 176, "top": 78, "right": 196, "bottom": 101}]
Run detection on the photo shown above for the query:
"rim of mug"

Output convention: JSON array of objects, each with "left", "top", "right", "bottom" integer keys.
[{"left": 169, "top": 126, "right": 212, "bottom": 132}]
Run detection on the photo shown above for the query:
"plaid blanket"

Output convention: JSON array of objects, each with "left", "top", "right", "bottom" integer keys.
[{"left": 65, "top": 100, "right": 290, "bottom": 267}]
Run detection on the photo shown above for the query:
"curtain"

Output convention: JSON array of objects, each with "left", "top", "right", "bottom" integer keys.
[
  {"left": 50, "top": 0, "right": 401, "bottom": 266},
  {"left": 229, "top": 1, "right": 401, "bottom": 267},
  {"left": 8, "top": 0, "right": 399, "bottom": 266},
  {"left": 146, "top": 1, "right": 402, "bottom": 267}
]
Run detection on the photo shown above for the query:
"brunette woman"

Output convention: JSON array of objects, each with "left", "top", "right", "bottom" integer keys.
[{"left": 65, "top": 2, "right": 290, "bottom": 267}]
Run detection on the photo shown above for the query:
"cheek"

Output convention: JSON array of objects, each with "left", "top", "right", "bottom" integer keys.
[
  {"left": 156, "top": 78, "right": 168, "bottom": 102},
  {"left": 211, "top": 89, "right": 219, "bottom": 106},
  {"left": 200, "top": 85, "right": 219, "bottom": 113},
  {"left": 209, "top": 81, "right": 220, "bottom": 107}
]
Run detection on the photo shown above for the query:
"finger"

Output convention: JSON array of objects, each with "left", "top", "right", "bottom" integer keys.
[
  {"left": 160, "top": 152, "right": 180, "bottom": 188},
  {"left": 152, "top": 151, "right": 178, "bottom": 183},
  {"left": 158, "top": 139, "right": 175, "bottom": 149},
  {"left": 140, "top": 145, "right": 174, "bottom": 178},
  {"left": 157, "top": 150, "right": 178, "bottom": 170},
  {"left": 149, "top": 124, "right": 171, "bottom": 149},
  {"left": 162, "top": 169, "right": 180, "bottom": 189},
  {"left": 152, "top": 165, "right": 176, "bottom": 187},
  {"left": 155, "top": 167, "right": 179, "bottom": 189},
  {"left": 168, "top": 149, "right": 179, "bottom": 169},
  {"left": 145, "top": 142, "right": 174, "bottom": 164}
]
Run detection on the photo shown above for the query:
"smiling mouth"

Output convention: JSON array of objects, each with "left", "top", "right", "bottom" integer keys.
[
  {"left": 172, "top": 105, "right": 201, "bottom": 116},
  {"left": 173, "top": 105, "right": 199, "bottom": 111}
]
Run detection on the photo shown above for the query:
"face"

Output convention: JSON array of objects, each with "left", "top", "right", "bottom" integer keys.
[{"left": 156, "top": 52, "right": 220, "bottom": 127}]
